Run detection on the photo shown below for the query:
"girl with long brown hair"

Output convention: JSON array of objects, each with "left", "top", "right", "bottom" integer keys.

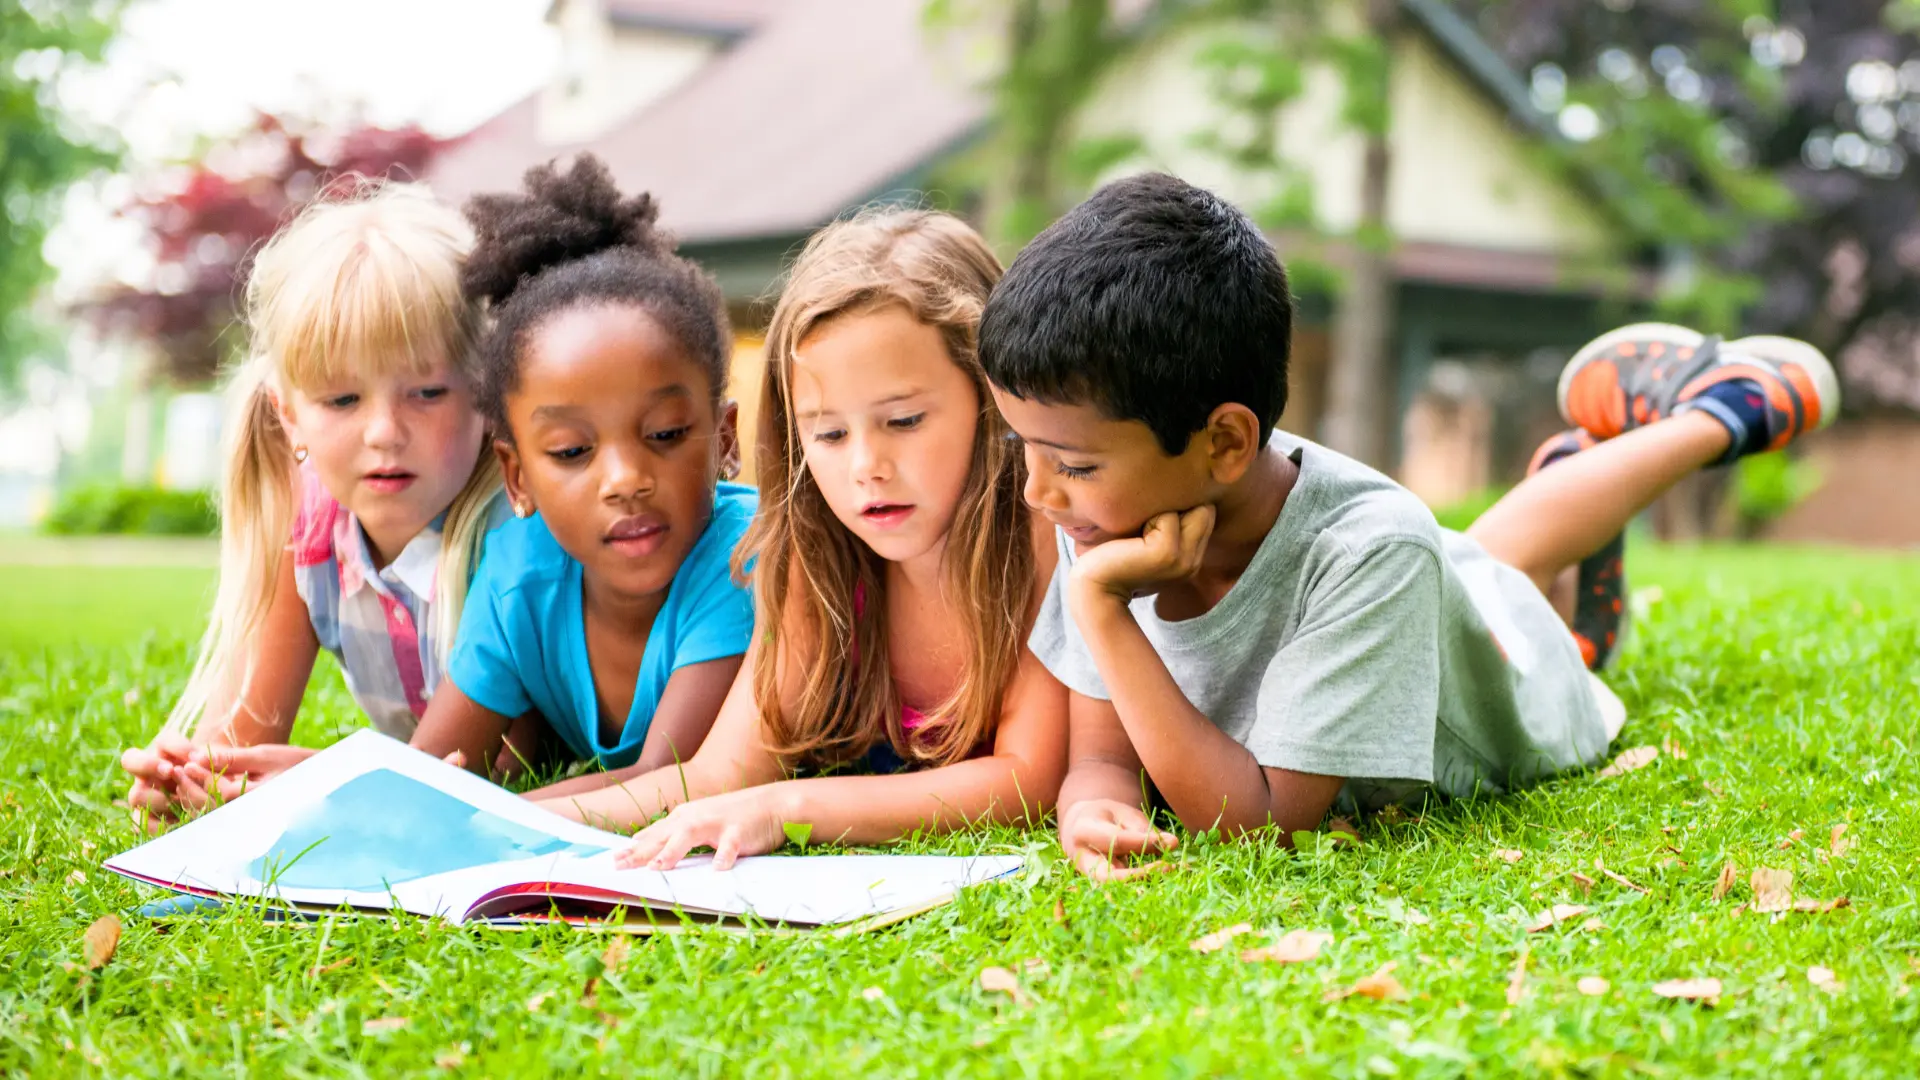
[{"left": 532, "top": 209, "right": 1068, "bottom": 866}]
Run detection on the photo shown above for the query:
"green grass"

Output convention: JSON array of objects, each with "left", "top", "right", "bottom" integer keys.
[{"left": 4, "top": 545, "right": 1919, "bottom": 1076}]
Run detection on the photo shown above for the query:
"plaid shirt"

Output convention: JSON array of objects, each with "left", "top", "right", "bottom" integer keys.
[{"left": 289, "top": 468, "right": 447, "bottom": 738}]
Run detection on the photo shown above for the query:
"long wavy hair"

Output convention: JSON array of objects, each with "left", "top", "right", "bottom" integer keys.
[{"left": 744, "top": 209, "right": 1033, "bottom": 769}]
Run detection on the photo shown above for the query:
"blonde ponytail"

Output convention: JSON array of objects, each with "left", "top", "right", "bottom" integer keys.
[
  {"left": 431, "top": 448, "right": 502, "bottom": 660},
  {"left": 162, "top": 178, "right": 500, "bottom": 740},
  {"left": 164, "top": 358, "right": 300, "bottom": 737}
]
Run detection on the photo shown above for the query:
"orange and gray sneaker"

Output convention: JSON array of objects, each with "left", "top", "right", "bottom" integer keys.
[
  {"left": 1526, "top": 427, "right": 1624, "bottom": 670},
  {"left": 1556, "top": 324, "right": 1840, "bottom": 462}
]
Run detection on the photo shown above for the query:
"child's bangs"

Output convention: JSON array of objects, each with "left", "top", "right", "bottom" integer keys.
[{"left": 254, "top": 188, "right": 475, "bottom": 391}]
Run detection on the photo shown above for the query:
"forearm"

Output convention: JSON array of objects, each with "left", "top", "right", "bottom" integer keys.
[
  {"left": 523, "top": 758, "right": 654, "bottom": 800},
  {"left": 762, "top": 752, "right": 1053, "bottom": 846},
  {"left": 1074, "top": 596, "right": 1274, "bottom": 834},
  {"left": 539, "top": 756, "right": 754, "bottom": 829},
  {"left": 1057, "top": 756, "right": 1147, "bottom": 817}
]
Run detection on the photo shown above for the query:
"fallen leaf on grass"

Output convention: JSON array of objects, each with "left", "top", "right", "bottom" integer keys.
[
  {"left": 1326, "top": 818, "right": 1362, "bottom": 846},
  {"left": 1506, "top": 948, "right": 1529, "bottom": 1005},
  {"left": 1790, "top": 896, "right": 1850, "bottom": 914},
  {"left": 1021, "top": 957, "right": 1050, "bottom": 976},
  {"left": 1190, "top": 922, "right": 1253, "bottom": 953},
  {"left": 1778, "top": 829, "right": 1804, "bottom": 850},
  {"left": 1052, "top": 898, "right": 1067, "bottom": 926},
  {"left": 67, "top": 870, "right": 86, "bottom": 885},
  {"left": 979, "top": 966, "right": 1030, "bottom": 1007},
  {"left": 1808, "top": 966, "right": 1843, "bottom": 995},
  {"left": 1652, "top": 978, "right": 1722, "bottom": 1004},
  {"left": 1713, "top": 861, "right": 1739, "bottom": 901},
  {"left": 434, "top": 1048, "right": 465, "bottom": 1069},
  {"left": 1830, "top": 824, "right": 1853, "bottom": 859},
  {"left": 1494, "top": 849, "right": 1524, "bottom": 864},
  {"left": 1596, "top": 746, "right": 1658, "bottom": 778},
  {"left": 82, "top": 915, "right": 120, "bottom": 970},
  {"left": 1660, "top": 738, "right": 1688, "bottom": 760},
  {"left": 1569, "top": 872, "right": 1596, "bottom": 893},
  {"left": 1324, "top": 962, "right": 1407, "bottom": 1003},
  {"left": 1239, "top": 930, "right": 1331, "bottom": 964},
  {"left": 1751, "top": 868, "right": 1794, "bottom": 913},
  {"left": 1595, "top": 860, "right": 1650, "bottom": 894},
  {"left": 861, "top": 986, "right": 886, "bottom": 1001},
  {"left": 525, "top": 990, "right": 554, "bottom": 1013},
  {"left": 600, "top": 938, "right": 630, "bottom": 976},
  {"left": 362, "top": 1017, "right": 408, "bottom": 1035},
  {"left": 1527, "top": 904, "right": 1589, "bottom": 933},
  {"left": 1577, "top": 976, "right": 1610, "bottom": 997},
  {"left": 1578, "top": 917, "right": 1607, "bottom": 934},
  {"left": 309, "top": 955, "right": 355, "bottom": 978}
]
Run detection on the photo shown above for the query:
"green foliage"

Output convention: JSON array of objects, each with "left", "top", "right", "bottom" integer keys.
[
  {"left": 5, "top": 546, "right": 1920, "bottom": 1073},
  {"left": 1733, "top": 450, "right": 1824, "bottom": 525},
  {"left": 0, "top": 0, "right": 120, "bottom": 387},
  {"left": 1426, "top": 486, "right": 1510, "bottom": 533},
  {"left": 42, "top": 482, "right": 218, "bottom": 537}
]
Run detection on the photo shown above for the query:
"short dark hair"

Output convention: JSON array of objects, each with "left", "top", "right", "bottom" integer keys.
[
  {"left": 980, "top": 173, "right": 1292, "bottom": 455},
  {"left": 461, "top": 154, "right": 730, "bottom": 437}
]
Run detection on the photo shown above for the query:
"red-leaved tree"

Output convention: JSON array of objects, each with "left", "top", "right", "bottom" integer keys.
[{"left": 81, "top": 112, "right": 449, "bottom": 384}]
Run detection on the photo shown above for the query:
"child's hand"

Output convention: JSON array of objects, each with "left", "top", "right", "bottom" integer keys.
[
  {"left": 121, "top": 734, "right": 203, "bottom": 833},
  {"left": 1068, "top": 505, "right": 1216, "bottom": 607},
  {"left": 1059, "top": 798, "right": 1178, "bottom": 882},
  {"left": 612, "top": 788, "right": 785, "bottom": 872},
  {"left": 176, "top": 744, "right": 317, "bottom": 804}
]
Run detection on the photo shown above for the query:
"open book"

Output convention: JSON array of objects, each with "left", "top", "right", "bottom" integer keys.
[{"left": 105, "top": 730, "right": 1025, "bottom": 932}]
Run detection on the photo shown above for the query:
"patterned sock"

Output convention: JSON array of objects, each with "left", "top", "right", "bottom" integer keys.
[{"left": 1681, "top": 378, "right": 1771, "bottom": 462}]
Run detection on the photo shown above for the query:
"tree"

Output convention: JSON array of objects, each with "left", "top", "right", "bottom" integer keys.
[
  {"left": 80, "top": 112, "right": 449, "bottom": 385},
  {"left": 941, "top": 0, "right": 1418, "bottom": 466},
  {"left": 1467, "top": 0, "right": 1920, "bottom": 413},
  {"left": 0, "top": 0, "right": 119, "bottom": 388}
]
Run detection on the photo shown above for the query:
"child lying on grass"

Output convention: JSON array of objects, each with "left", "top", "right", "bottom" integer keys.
[{"left": 980, "top": 173, "right": 1839, "bottom": 879}]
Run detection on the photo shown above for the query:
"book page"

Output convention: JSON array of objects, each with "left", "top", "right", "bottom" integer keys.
[
  {"left": 106, "top": 731, "right": 626, "bottom": 920},
  {"left": 468, "top": 850, "right": 1027, "bottom": 926}
]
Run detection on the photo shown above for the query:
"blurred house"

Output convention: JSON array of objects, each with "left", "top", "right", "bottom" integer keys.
[{"left": 427, "top": 0, "right": 1914, "bottom": 545}]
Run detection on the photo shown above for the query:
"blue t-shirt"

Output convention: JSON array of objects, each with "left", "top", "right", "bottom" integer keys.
[{"left": 447, "top": 483, "right": 757, "bottom": 768}]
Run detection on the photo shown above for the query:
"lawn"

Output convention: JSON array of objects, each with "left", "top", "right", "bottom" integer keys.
[{"left": 2, "top": 543, "right": 1918, "bottom": 1077}]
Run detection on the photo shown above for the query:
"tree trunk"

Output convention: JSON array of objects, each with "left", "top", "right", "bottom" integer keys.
[{"left": 1322, "top": 0, "right": 1399, "bottom": 470}]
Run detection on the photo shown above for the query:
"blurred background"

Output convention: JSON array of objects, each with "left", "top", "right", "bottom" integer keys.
[{"left": 3, "top": 0, "right": 1917, "bottom": 553}]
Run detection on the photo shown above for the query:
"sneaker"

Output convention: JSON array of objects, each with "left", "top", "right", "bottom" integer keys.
[
  {"left": 1526, "top": 428, "right": 1624, "bottom": 670},
  {"left": 1555, "top": 323, "right": 1708, "bottom": 438},
  {"left": 1558, "top": 326, "right": 1841, "bottom": 456}
]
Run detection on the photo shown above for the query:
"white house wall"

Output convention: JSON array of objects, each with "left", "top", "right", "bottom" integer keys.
[
  {"left": 540, "top": 1, "right": 722, "bottom": 145},
  {"left": 1076, "top": 20, "right": 1611, "bottom": 257}
]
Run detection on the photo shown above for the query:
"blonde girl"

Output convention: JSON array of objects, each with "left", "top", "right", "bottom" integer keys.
[
  {"left": 531, "top": 210, "right": 1069, "bottom": 866},
  {"left": 119, "top": 181, "right": 508, "bottom": 826}
]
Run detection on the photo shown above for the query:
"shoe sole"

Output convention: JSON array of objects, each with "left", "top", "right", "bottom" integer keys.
[
  {"left": 1724, "top": 335, "right": 1842, "bottom": 432},
  {"left": 1555, "top": 323, "right": 1705, "bottom": 434}
]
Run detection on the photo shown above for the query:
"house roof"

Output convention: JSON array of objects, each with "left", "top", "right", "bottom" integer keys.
[{"left": 434, "top": 0, "right": 1581, "bottom": 248}]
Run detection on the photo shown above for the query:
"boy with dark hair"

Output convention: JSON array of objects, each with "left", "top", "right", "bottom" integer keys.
[{"left": 981, "top": 172, "right": 1839, "bottom": 879}]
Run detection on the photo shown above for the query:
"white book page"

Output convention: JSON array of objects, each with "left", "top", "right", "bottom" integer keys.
[
  {"left": 106, "top": 731, "right": 624, "bottom": 919},
  {"left": 473, "top": 850, "right": 1028, "bottom": 926}
]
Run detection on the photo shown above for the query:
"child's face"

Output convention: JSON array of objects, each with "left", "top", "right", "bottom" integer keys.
[
  {"left": 499, "top": 305, "right": 738, "bottom": 602},
  {"left": 990, "top": 389, "right": 1216, "bottom": 552},
  {"left": 280, "top": 355, "right": 487, "bottom": 561},
  {"left": 790, "top": 306, "right": 979, "bottom": 568}
]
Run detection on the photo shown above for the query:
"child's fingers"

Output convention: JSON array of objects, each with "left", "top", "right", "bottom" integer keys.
[
  {"left": 712, "top": 830, "right": 742, "bottom": 872},
  {"left": 126, "top": 780, "right": 176, "bottom": 818},
  {"left": 613, "top": 825, "right": 667, "bottom": 869},
  {"left": 152, "top": 733, "right": 196, "bottom": 763},
  {"left": 120, "top": 747, "right": 174, "bottom": 783},
  {"left": 1177, "top": 504, "right": 1216, "bottom": 565},
  {"left": 442, "top": 749, "right": 468, "bottom": 769},
  {"left": 647, "top": 827, "right": 703, "bottom": 871},
  {"left": 172, "top": 772, "right": 214, "bottom": 812},
  {"left": 1100, "top": 859, "right": 1171, "bottom": 883}
]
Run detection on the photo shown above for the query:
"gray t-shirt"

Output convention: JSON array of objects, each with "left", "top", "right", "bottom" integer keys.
[{"left": 1030, "top": 431, "right": 1611, "bottom": 810}]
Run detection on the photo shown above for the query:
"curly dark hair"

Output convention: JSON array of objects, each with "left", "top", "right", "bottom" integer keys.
[{"left": 460, "top": 154, "right": 731, "bottom": 436}]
